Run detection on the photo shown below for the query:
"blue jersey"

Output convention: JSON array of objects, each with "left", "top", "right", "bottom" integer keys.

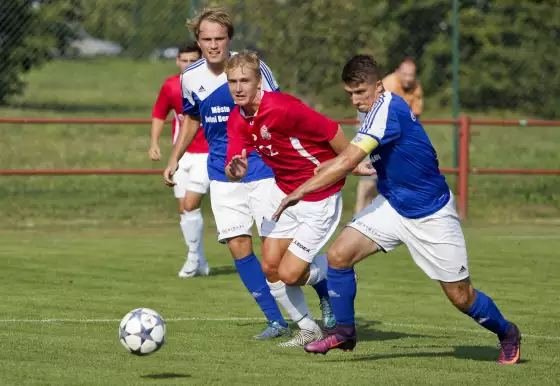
[
  {"left": 180, "top": 56, "right": 279, "bottom": 182},
  {"left": 357, "top": 92, "right": 450, "bottom": 218}
]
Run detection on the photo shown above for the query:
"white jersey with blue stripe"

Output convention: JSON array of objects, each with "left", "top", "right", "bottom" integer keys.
[
  {"left": 358, "top": 91, "right": 450, "bottom": 218},
  {"left": 180, "top": 55, "right": 279, "bottom": 182}
]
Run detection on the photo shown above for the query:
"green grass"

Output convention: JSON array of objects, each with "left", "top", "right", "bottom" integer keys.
[
  {"left": 1, "top": 225, "right": 559, "bottom": 385},
  {"left": 1, "top": 58, "right": 559, "bottom": 385}
]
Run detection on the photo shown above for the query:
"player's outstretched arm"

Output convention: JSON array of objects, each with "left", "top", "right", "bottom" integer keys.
[
  {"left": 163, "top": 115, "right": 201, "bottom": 186},
  {"left": 273, "top": 141, "right": 375, "bottom": 221}
]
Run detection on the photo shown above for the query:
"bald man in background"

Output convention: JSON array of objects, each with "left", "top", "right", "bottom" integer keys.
[{"left": 383, "top": 58, "right": 423, "bottom": 117}]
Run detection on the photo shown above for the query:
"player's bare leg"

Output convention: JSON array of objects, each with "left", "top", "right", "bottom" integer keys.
[
  {"left": 263, "top": 239, "right": 324, "bottom": 346},
  {"left": 354, "top": 178, "right": 377, "bottom": 214},
  {"left": 228, "top": 235, "right": 289, "bottom": 339},
  {"left": 440, "top": 279, "right": 521, "bottom": 364},
  {"left": 178, "top": 191, "right": 208, "bottom": 278},
  {"left": 304, "top": 227, "right": 379, "bottom": 354}
]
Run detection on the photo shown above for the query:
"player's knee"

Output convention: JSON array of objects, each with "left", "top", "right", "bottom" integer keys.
[
  {"left": 182, "top": 201, "right": 200, "bottom": 212},
  {"left": 227, "top": 236, "right": 253, "bottom": 259},
  {"left": 277, "top": 265, "right": 301, "bottom": 286},
  {"left": 261, "top": 259, "right": 279, "bottom": 279},
  {"left": 327, "top": 244, "right": 352, "bottom": 269}
]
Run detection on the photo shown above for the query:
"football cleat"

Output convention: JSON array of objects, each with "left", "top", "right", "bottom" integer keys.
[
  {"left": 498, "top": 323, "right": 521, "bottom": 364},
  {"left": 196, "top": 258, "right": 210, "bottom": 276},
  {"left": 278, "top": 328, "right": 323, "bottom": 347},
  {"left": 253, "top": 320, "right": 291, "bottom": 340},
  {"left": 178, "top": 254, "right": 202, "bottom": 278},
  {"left": 304, "top": 333, "right": 356, "bottom": 355}
]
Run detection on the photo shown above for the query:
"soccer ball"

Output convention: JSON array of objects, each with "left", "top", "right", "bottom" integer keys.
[{"left": 119, "top": 308, "right": 166, "bottom": 356}]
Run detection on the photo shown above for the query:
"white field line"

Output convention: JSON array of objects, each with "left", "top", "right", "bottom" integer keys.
[
  {"left": 473, "top": 235, "right": 560, "bottom": 240},
  {"left": 0, "top": 317, "right": 558, "bottom": 342}
]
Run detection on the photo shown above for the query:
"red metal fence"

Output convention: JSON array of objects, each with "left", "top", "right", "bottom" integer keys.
[{"left": 1, "top": 116, "right": 560, "bottom": 219}]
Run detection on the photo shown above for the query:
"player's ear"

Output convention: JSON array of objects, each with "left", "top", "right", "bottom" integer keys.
[{"left": 376, "top": 80, "right": 384, "bottom": 93}]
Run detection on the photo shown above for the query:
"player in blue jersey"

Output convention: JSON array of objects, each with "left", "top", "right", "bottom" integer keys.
[
  {"left": 163, "top": 8, "right": 335, "bottom": 340},
  {"left": 273, "top": 55, "right": 521, "bottom": 364}
]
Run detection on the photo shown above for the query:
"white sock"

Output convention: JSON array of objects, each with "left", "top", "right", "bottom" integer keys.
[
  {"left": 305, "top": 254, "right": 328, "bottom": 286},
  {"left": 180, "top": 209, "right": 205, "bottom": 261},
  {"left": 267, "top": 280, "right": 320, "bottom": 331}
]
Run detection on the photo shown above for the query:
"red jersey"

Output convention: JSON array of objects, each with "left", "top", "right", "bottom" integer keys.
[
  {"left": 226, "top": 91, "right": 345, "bottom": 201},
  {"left": 152, "top": 74, "right": 208, "bottom": 153}
]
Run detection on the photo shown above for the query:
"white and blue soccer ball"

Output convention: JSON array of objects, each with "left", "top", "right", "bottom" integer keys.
[{"left": 119, "top": 308, "right": 166, "bottom": 356}]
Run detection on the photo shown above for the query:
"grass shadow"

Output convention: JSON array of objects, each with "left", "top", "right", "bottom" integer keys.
[
  {"left": 357, "top": 323, "right": 431, "bottom": 343},
  {"left": 337, "top": 345, "right": 528, "bottom": 363},
  {"left": 208, "top": 266, "right": 238, "bottom": 277},
  {"left": 354, "top": 319, "right": 432, "bottom": 343},
  {"left": 141, "top": 373, "right": 191, "bottom": 380}
]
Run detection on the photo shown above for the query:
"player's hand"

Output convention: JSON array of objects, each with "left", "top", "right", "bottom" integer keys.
[
  {"left": 352, "top": 161, "right": 376, "bottom": 177},
  {"left": 272, "top": 190, "right": 304, "bottom": 222},
  {"left": 149, "top": 143, "right": 161, "bottom": 161},
  {"left": 163, "top": 160, "right": 178, "bottom": 187},
  {"left": 227, "top": 149, "right": 248, "bottom": 180}
]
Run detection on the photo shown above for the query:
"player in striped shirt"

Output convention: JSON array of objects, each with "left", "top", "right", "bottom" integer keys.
[
  {"left": 163, "top": 8, "right": 290, "bottom": 340},
  {"left": 274, "top": 55, "right": 521, "bottom": 364}
]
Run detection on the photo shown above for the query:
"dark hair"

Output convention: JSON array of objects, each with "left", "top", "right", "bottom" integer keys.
[
  {"left": 178, "top": 41, "right": 201, "bottom": 56},
  {"left": 341, "top": 54, "right": 381, "bottom": 85}
]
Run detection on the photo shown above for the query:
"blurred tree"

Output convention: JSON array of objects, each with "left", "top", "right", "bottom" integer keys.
[
  {"left": 422, "top": 0, "right": 560, "bottom": 118},
  {"left": 82, "top": 0, "right": 192, "bottom": 56},
  {"left": 0, "top": 0, "right": 81, "bottom": 103},
  {"left": 214, "top": 0, "right": 390, "bottom": 110}
]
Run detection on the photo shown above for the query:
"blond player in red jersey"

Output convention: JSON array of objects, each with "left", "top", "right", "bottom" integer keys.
[
  {"left": 149, "top": 42, "right": 210, "bottom": 278},
  {"left": 224, "top": 51, "right": 373, "bottom": 347}
]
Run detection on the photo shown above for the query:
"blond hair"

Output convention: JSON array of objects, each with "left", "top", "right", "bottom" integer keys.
[
  {"left": 225, "top": 50, "right": 262, "bottom": 79},
  {"left": 187, "top": 7, "right": 234, "bottom": 40}
]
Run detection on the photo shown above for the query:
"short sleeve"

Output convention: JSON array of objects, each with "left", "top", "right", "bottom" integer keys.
[
  {"left": 359, "top": 94, "right": 400, "bottom": 147},
  {"left": 284, "top": 97, "right": 339, "bottom": 142},
  {"left": 260, "top": 61, "right": 280, "bottom": 92},
  {"left": 181, "top": 72, "right": 199, "bottom": 116},
  {"left": 152, "top": 83, "right": 172, "bottom": 119}
]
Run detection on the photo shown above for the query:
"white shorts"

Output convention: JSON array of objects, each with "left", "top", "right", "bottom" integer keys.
[
  {"left": 261, "top": 183, "right": 342, "bottom": 263},
  {"left": 210, "top": 178, "right": 274, "bottom": 243},
  {"left": 173, "top": 152, "right": 210, "bottom": 198},
  {"left": 347, "top": 192, "right": 469, "bottom": 282}
]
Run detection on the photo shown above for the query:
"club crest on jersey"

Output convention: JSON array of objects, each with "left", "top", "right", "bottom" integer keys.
[{"left": 260, "top": 125, "right": 271, "bottom": 140}]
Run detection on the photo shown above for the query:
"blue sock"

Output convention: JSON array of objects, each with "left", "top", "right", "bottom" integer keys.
[
  {"left": 327, "top": 267, "right": 357, "bottom": 325},
  {"left": 312, "top": 279, "right": 329, "bottom": 299},
  {"left": 234, "top": 253, "right": 287, "bottom": 327},
  {"left": 465, "top": 289, "right": 510, "bottom": 339}
]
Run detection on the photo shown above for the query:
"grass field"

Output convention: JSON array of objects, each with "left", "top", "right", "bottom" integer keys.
[
  {"left": 1, "top": 225, "right": 560, "bottom": 385},
  {"left": 1, "top": 58, "right": 559, "bottom": 385}
]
